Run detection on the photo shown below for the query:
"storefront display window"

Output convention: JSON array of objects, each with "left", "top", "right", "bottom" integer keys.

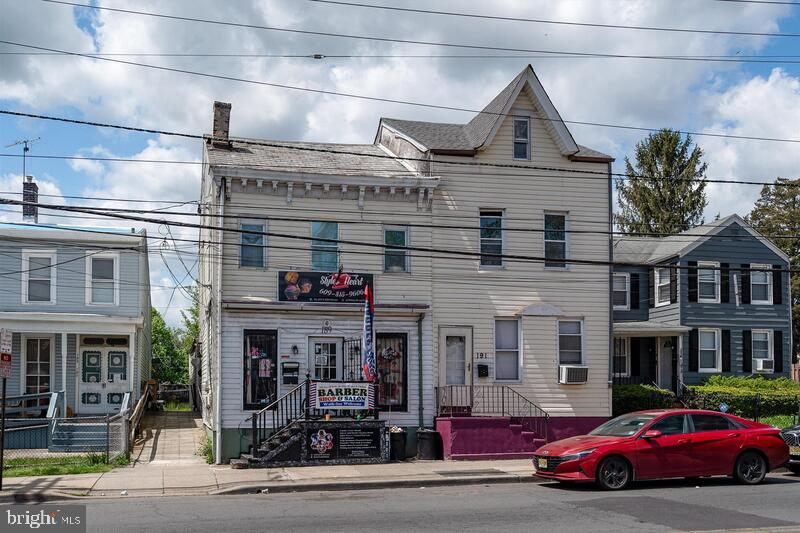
[
  {"left": 243, "top": 330, "right": 278, "bottom": 410},
  {"left": 376, "top": 333, "right": 407, "bottom": 411}
]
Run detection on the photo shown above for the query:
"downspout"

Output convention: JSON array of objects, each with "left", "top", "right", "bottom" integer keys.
[
  {"left": 607, "top": 162, "right": 614, "bottom": 391},
  {"left": 214, "top": 176, "right": 225, "bottom": 464},
  {"left": 417, "top": 313, "right": 424, "bottom": 428}
]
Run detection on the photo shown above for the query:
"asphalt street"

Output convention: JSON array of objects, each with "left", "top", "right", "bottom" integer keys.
[{"left": 11, "top": 473, "right": 800, "bottom": 533}]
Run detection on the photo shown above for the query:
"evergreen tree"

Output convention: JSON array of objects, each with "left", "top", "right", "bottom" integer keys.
[
  {"left": 615, "top": 129, "right": 708, "bottom": 234},
  {"left": 747, "top": 178, "right": 800, "bottom": 359}
]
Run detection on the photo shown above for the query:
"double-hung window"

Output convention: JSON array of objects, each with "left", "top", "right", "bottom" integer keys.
[
  {"left": 494, "top": 319, "right": 520, "bottom": 381},
  {"left": 750, "top": 264, "right": 772, "bottom": 304},
  {"left": 698, "top": 261, "right": 720, "bottom": 303},
  {"left": 311, "top": 221, "right": 339, "bottom": 271},
  {"left": 751, "top": 330, "right": 772, "bottom": 364},
  {"left": 558, "top": 320, "right": 583, "bottom": 365},
  {"left": 544, "top": 213, "right": 567, "bottom": 268},
  {"left": 240, "top": 220, "right": 265, "bottom": 268},
  {"left": 86, "top": 254, "right": 118, "bottom": 305},
  {"left": 655, "top": 267, "right": 671, "bottom": 306},
  {"left": 513, "top": 117, "right": 530, "bottom": 160},
  {"left": 383, "top": 226, "right": 408, "bottom": 273},
  {"left": 22, "top": 250, "right": 56, "bottom": 304},
  {"left": 479, "top": 210, "right": 503, "bottom": 267},
  {"left": 699, "top": 329, "right": 720, "bottom": 372},
  {"left": 613, "top": 337, "right": 630, "bottom": 377},
  {"left": 612, "top": 273, "right": 630, "bottom": 310}
]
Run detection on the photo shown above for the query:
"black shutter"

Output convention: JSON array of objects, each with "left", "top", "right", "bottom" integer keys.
[
  {"left": 722, "top": 330, "right": 731, "bottom": 372},
  {"left": 630, "top": 338, "right": 640, "bottom": 377},
  {"left": 689, "top": 329, "right": 699, "bottom": 372},
  {"left": 740, "top": 264, "right": 751, "bottom": 304},
  {"left": 720, "top": 263, "right": 730, "bottom": 303},
  {"left": 688, "top": 260, "right": 698, "bottom": 302},
  {"left": 630, "top": 273, "right": 640, "bottom": 310},
  {"left": 775, "top": 330, "right": 784, "bottom": 373},
  {"left": 648, "top": 268, "right": 655, "bottom": 308},
  {"left": 670, "top": 266, "right": 678, "bottom": 304},
  {"left": 742, "top": 330, "right": 752, "bottom": 373},
  {"left": 773, "top": 265, "right": 783, "bottom": 305}
]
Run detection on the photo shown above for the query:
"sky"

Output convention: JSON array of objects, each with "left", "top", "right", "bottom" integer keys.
[{"left": 1, "top": 0, "right": 799, "bottom": 325}]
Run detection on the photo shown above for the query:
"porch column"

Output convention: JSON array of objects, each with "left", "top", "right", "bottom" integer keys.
[
  {"left": 61, "top": 332, "right": 67, "bottom": 416},
  {"left": 129, "top": 332, "right": 135, "bottom": 398}
]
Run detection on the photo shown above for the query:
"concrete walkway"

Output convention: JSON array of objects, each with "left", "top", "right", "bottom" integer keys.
[{"left": 131, "top": 412, "right": 207, "bottom": 466}]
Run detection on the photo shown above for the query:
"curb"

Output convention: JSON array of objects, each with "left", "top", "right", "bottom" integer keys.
[
  {"left": 0, "top": 491, "right": 87, "bottom": 503},
  {"left": 210, "top": 472, "right": 547, "bottom": 495}
]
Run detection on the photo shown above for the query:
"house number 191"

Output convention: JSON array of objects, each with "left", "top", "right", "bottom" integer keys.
[{"left": 475, "top": 352, "right": 489, "bottom": 359}]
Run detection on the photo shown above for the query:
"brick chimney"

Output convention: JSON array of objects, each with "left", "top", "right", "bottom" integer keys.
[
  {"left": 22, "top": 175, "right": 38, "bottom": 223},
  {"left": 212, "top": 101, "right": 232, "bottom": 144}
]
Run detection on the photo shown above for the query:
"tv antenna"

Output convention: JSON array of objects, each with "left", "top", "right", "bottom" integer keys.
[{"left": 5, "top": 137, "right": 40, "bottom": 178}]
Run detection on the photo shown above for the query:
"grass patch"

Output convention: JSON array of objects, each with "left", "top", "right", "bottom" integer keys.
[
  {"left": 199, "top": 436, "right": 214, "bottom": 464},
  {"left": 3, "top": 452, "right": 129, "bottom": 478},
  {"left": 162, "top": 401, "right": 192, "bottom": 412}
]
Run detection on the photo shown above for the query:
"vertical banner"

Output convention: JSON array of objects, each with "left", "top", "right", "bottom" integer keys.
[{"left": 361, "top": 284, "right": 376, "bottom": 382}]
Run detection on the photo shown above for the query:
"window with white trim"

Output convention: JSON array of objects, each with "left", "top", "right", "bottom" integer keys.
[
  {"left": 240, "top": 220, "right": 265, "bottom": 268},
  {"left": 513, "top": 117, "right": 530, "bottom": 160},
  {"left": 751, "top": 330, "right": 772, "bottom": 361},
  {"left": 544, "top": 213, "right": 567, "bottom": 268},
  {"left": 383, "top": 226, "right": 409, "bottom": 273},
  {"left": 22, "top": 250, "right": 56, "bottom": 304},
  {"left": 655, "top": 267, "right": 671, "bottom": 306},
  {"left": 612, "top": 273, "right": 630, "bottom": 310},
  {"left": 495, "top": 319, "right": 519, "bottom": 381},
  {"left": 698, "top": 261, "right": 720, "bottom": 303},
  {"left": 750, "top": 264, "right": 772, "bottom": 304},
  {"left": 311, "top": 221, "right": 339, "bottom": 271},
  {"left": 479, "top": 210, "right": 503, "bottom": 267},
  {"left": 87, "top": 254, "right": 118, "bottom": 305},
  {"left": 558, "top": 320, "right": 583, "bottom": 365},
  {"left": 613, "top": 337, "right": 630, "bottom": 377},
  {"left": 24, "top": 337, "right": 51, "bottom": 398},
  {"left": 699, "top": 329, "right": 721, "bottom": 372}
]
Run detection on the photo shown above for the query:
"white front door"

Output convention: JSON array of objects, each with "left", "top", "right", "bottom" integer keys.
[
  {"left": 79, "top": 341, "right": 129, "bottom": 414},
  {"left": 439, "top": 327, "right": 473, "bottom": 386},
  {"left": 309, "top": 337, "right": 343, "bottom": 381}
]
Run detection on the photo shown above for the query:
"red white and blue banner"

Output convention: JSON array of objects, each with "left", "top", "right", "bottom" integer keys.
[
  {"left": 361, "top": 283, "right": 376, "bottom": 382},
  {"left": 309, "top": 382, "right": 375, "bottom": 410}
]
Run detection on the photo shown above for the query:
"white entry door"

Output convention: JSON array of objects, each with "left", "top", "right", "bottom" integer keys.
[
  {"left": 439, "top": 327, "right": 473, "bottom": 386},
  {"left": 309, "top": 337, "right": 343, "bottom": 381},
  {"left": 79, "top": 345, "right": 129, "bottom": 414}
]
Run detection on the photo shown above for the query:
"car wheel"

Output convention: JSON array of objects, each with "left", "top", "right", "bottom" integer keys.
[
  {"left": 596, "top": 456, "right": 631, "bottom": 490},
  {"left": 735, "top": 451, "right": 767, "bottom": 485}
]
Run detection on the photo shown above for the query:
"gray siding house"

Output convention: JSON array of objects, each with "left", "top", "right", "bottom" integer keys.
[
  {"left": 612, "top": 214, "right": 792, "bottom": 391},
  {"left": 0, "top": 178, "right": 151, "bottom": 415}
]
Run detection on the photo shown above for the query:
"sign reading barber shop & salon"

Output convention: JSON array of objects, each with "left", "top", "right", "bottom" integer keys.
[{"left": 309, "top": 382, "right": 375, "bottom": 410}]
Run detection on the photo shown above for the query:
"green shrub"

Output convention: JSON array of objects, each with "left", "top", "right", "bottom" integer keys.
[
  {"left": 685, "top": 386, "right": 800, "bottom": 419},
  {"left": 613, "top": 384, "right": 678, "bottom": 416},
  {"left": 701, "top": 375, "right": 800, "bottom": 391},
  {"left": 199, "top": 436, "right": 214, "bottom": 464}
]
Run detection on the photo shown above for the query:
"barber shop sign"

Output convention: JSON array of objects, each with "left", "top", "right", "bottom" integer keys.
[{"left": 309, "top": 382, "right": 375, "bottom": 410}]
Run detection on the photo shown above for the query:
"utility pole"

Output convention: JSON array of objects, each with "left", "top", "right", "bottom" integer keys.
[{"left": 5, "top": 137, "right": 40, "bottom": 178}]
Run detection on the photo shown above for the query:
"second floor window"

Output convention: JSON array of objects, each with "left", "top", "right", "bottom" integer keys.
[
  {"left": 23, "top": 251, "right": 56, "bottom": 303},
  {"left": 513, "top": 117, "right": 530, "bottom": 160},
  {"left": 383, "top": 227, "right": 408, "bottom": 273},
  {"left": 612, "top": 273, "right": 629, "bottom": 310},
  {"left": 544, "top": 213, "right": 566, "bottom": 268},
  {"left": 655, "top": 267, "right": 671, "bottom": 306},
  {"left": 240, "top": 221, "right": 265, "bottom": 268},
  {"left": 479, "top": 210, "right": 503, "bottom": 267},
  {"left": 88, "top": 255, "right": 117, "bottom": 305},
  {"left": 311, "top": 221, "right": 339, "bottom": 271},
  {"left": 750, "top": 264, "right": 772, "bottom": 304},
  {"left": 558, "top": 320, "right": 583, "bottom": 365},
  {"left": 698, "top": 261, "right": 719, "bottom": 303}
]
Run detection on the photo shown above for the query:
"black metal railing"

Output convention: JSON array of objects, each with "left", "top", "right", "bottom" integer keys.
[
  {"left": 611, "top": 375, "right": 657, "bottom": 387},
  {"left": 436, "top": 385, "right": 549, "bottom": 440}
]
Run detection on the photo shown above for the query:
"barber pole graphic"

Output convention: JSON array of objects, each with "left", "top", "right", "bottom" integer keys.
[{"left": 362, "top": 283, "right": 376, "bottom": 382}]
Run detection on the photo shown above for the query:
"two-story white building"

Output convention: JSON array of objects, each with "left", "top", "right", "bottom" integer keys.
[{"left": 199, "top": 66, "right": 613, "bottom": 462}]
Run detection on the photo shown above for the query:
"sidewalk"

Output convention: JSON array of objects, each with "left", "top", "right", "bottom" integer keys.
[{"left": 1, "top": 459, "right": 540, "bottom": 500}]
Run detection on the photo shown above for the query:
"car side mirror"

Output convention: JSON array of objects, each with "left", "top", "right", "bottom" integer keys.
[{"left": 642, "top": 430, "right": 662, "bottom": 439}]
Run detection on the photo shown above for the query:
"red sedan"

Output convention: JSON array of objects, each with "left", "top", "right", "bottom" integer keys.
[{"left": 533, "top": 409, "right": 788, "bottom": 490}]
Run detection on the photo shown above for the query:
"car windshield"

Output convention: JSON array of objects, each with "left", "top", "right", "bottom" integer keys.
[{"left": 589, "top": 414, "right": 657, "bottom": 437}]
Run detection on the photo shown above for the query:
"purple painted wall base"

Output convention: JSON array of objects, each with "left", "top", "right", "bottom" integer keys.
[{"left": 435, "top": 416, "right": 609, "bottom": 460}]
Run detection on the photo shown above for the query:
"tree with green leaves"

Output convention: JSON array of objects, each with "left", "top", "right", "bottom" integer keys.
[
  {"left": 747, "top": 178, "right": 800, "bottom": 359},
  {"left": 151, "top": 308, "right": 188, "bottom": 384},
  {"left": 178, "top": 285, "right": 199, "bottom": 357},
  {"left": 615, "top": 129, "right": 708, "bottom": 234}
]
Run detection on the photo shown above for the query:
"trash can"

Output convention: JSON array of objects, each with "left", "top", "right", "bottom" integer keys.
[
  {"left": 389, "top": 427, "right": 407, "bottom": 461},
  {"left": 416, "top": 428, "right": 442, "bottom": 460}
]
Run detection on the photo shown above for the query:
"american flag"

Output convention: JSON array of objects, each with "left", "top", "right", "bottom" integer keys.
[{"left": 361, "top": 283, "right": 376, "bottom": 382}]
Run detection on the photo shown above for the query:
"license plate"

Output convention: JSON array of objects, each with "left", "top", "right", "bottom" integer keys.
[
  {"left": 790, "top": 446, "right": 800, "bottom": 456},
  {"left": 537, "top": 458, "right": 548, "bottom": 469}
]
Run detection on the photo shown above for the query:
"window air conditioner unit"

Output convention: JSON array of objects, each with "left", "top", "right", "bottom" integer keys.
[
  {"left": 559, "top": 365, "right": 589, "bottom": 384},
  {"left": 755, "top": 359, "right": 774, "bottom": 373}
]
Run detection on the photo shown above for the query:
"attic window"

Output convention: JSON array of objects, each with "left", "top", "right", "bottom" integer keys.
[{"left": 513, "top": 117, "right": 530, "bottom": 160}]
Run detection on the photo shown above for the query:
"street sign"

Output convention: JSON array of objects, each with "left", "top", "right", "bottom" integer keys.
[
  {"left": 719, "top": 402, "right": 729, "bottom": 413},
  {"left": 0, "top": 353, "right": 10, "bottom": 379},
  {"left": 0, "top": 328, "right": 11, "bottom": 356}
]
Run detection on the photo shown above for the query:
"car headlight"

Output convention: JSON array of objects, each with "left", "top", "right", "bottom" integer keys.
[{"left": 562, "top": 449, "right": 596, "bottom": 461}]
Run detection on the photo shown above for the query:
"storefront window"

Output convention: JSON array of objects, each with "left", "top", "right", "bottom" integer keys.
[
  {"left": 243, "top": 330, "right": 278, "bottom": 410},
  {"left": 376, "top": 333, "right": 407, "bottom": 411}
]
